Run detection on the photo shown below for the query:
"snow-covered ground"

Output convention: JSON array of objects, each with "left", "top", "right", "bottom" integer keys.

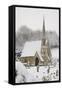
[
  {"left": 15, "top": 61, "right": 38, "bottom": 83},
  {"left": 15, "top": 48, "right": 59, "bottom": 83},
  {"left": 51, "top": 48, "right": 59, "bottom": 59}
]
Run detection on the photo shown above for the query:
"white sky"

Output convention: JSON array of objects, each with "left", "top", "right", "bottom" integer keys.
[{"left": 16, "top": 7, "right": 59, "bottom": 36}]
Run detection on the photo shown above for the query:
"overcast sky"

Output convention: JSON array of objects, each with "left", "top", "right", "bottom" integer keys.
[{"left": 16, "top": 7, "right": 59, "bottom": 36}]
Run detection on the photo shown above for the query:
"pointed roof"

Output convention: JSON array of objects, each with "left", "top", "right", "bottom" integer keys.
[
  {"left": 42, "top": 17, "right": 46, "bottom": 38},
  {"left": 35, "top": 51, "right": 44, "bottom": 62}
]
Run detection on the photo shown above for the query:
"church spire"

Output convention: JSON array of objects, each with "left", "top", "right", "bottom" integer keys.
[
  {"left": 41, "top": 17, "right": 52, "bottom": 65},
  {"left": 42, "top": 17, "right": 45, "bottom": 38},
  {"left": 42, "top": 17, "right": 46, "bottom": 45}
]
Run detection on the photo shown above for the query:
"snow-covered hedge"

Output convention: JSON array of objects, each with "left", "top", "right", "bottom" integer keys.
[{"left": 15, "top": 61, "right": 37, "bottom": 83}]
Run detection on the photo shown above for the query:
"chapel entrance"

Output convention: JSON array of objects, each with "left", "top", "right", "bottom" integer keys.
[{"left": 35, "top": 57, "right": 39, "bottom": 66}]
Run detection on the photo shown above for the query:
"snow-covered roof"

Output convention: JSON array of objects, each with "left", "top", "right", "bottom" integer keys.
[{"left": 21, "top": 40, "right": 41, "bottom": 57}]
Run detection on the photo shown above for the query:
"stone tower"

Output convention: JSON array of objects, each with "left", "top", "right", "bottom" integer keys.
[{"left": 41, "top": 18, "right": 52, "bottom": 65}]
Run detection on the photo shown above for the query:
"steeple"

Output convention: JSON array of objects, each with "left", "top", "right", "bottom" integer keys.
[
  {"left": 42, "top": 17, "right": 46, "bottom": 39},
  {"left": 41, "top": 17, "right": 52, "bottom": 65},
  {"left": 42, "top": 17, "right": 46, "bottom": 45}
]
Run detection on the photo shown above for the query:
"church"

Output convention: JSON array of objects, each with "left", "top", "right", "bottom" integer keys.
[{"left": 20, "top": 18, "right": 52, "bottom": 66}]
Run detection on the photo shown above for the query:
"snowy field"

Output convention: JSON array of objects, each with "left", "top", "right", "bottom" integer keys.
[
  {"left": 51, "top": 48, "right": 59, "bottom": 59},
  {"left": 15, "top": 48, "right": 59, "bottom": 83}
]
